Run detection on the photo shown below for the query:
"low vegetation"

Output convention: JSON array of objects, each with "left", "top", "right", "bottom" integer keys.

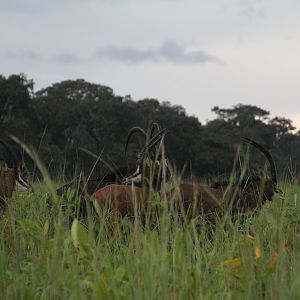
[{"left": 1, "top": 179, "right": 300, "bottom": 299}]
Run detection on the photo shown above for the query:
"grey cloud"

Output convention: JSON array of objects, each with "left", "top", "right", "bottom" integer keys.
[
  {"left": 6, "top": 49, "right": 41, "bottom": 60},
  {"left": 95, "top": 46, "right": 157, "bottom": 63},
  {"left": 52, "top": 53, "right": 81, "bottom": 64},
  {"left": 159, "top": 40, "right": 218, "bottom": 63},
  {"left": 4, "top": 49, "right": 81, "bottom": 64},
  {"left": 94, "top": 40, "right": 220, "bottom": 64}
]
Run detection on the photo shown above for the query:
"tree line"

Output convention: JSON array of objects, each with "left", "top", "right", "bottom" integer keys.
[{"left": 1, "top": 73, "right": 299, "bottom": 181}]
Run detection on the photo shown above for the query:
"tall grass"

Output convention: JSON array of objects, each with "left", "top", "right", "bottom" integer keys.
[
  {"left": 1, "top": 139, "right": 300, "bottom": 299},
  {"left": 0, "top": 180, "right": 299, "bottom": 299}
]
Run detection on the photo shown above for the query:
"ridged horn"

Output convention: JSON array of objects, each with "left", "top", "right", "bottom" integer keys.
[
  {"left": 149, "top": 122, "right": 162, "bottom": 139},
  {"left": 138, "top": 128, "right": 169, "bottom": 161},
  {"left": 125, "top": 127, "right": 147, "bottom": 155},
  {"left": 241, "top": 137, "right": 277, "bottom": 187}
]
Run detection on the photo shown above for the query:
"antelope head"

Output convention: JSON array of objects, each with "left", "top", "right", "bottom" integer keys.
[
  {"left": 0, "top": 139, "right": 32, "bottom": 199},
  {"left": 123, "top": 123, "right": 169, "bottom": 187},
  {"left": 214, "top": 137, "right": 278, "bottom": 212},
  {"left": 239, "top": 137, "right": 278, "bottom": 206}
]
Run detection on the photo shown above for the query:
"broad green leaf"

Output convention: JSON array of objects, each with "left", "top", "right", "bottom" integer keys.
[{"left": 71, "top": 218, "right": 91, "bottom": 258}]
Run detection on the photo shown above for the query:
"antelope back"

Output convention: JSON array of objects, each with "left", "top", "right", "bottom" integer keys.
[
  {"left": 176, "top": 184, "right": 225, "bottom": 214},
  {"left": 92, "top": 184, "right": 148, "bottom": 216}
]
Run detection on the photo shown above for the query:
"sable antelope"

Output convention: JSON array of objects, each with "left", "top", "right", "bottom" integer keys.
[
  {"left": 56, "top": 123, "right": 167, "bottom": 197},
  {"left": 232, "top": 137, "right": 278, "bottom": 210},
  {"left": 95, "top": 133, "right": 276, "bottom": 217},
  {"left": 56, "top": 124, "right": 168, "bottom": 220},
  {"left": 124, "top": 123, "right": 170, "bottom": 187},
  {"left": 174, "top": 137, "right": 278, "bottom": 215},
  {"left": 55, "top": 166, "right": 142, "bottom": 222},
  {"left": 92, "top": 125, "right": 169, "bottom": 217},
  {"left": 0, "top": 139, "right": 32, "bottom": 209},
  {"left": 125, "top": 123, "right": 164, "bottom": 163},
  {"left": 123, "top": 131, "right": 277, "bottom": 215}
]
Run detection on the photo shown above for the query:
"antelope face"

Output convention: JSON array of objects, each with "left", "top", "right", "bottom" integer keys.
[
  {"left": 15, "top": 173, "right": 33, "bottom": 192},
  {"left": 241, "top": 137, "right": 278, "bottom": 201},
  {"left": 124, "top": 124, "right": 169, "bottom": 188},
  {"left": 0, "top": 139, "right": 33, "bottom": 195},
  {"left": 123, "top": 165, "right": 142, "bottom": 185}
]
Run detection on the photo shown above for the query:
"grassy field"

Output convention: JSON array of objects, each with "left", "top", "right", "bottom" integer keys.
[{"left": 1, "top": 180, "right": 300, "bottom": 300}]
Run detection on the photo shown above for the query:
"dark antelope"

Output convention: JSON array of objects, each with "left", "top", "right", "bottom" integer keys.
[
  {"left": 124, "top": 123, "right": 169, "bottom": 187},
  {"left": 0, "top": 139, "right": 32, "bottom": 209},
  {"left": 119, "top": 135, "right": 277, "bottom": 216},
  {"left": 92, "top": 124, "right": 169, "bottom": 217},
  {"left": 56, "top": 123, "right": 167, "bottom": 197},
  {"left": 174, "top": 137, "right": 278, "bottom": 215}
]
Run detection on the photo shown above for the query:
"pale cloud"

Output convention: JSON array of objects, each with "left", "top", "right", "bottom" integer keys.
[
  {"left": 52, "top": 53, "right": 81, "bottom": 64},
  {"left": 94, "top": 40, "right": 220, "bottom": 64}
]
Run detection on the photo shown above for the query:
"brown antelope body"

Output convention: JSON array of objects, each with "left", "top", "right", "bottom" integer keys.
[
  {"left": 92, "top": 184, "right": 148, "bottom": 216},
  {"left": 92, "top": 124, "right": 168, "bottom": 217},
  {"left": 176, "top": 183, "right": 225, "bottom": 214},
  {"left": 175, "top": 137, "right": 278, "bottom": 215},
  {"left": 175, "top": 179, "right": 273, "bottom": 216}
]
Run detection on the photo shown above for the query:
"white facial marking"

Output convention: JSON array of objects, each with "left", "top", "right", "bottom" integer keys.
[
  {"left": 130, "top": 174, "right": 142, "bottom": 184},
  {"left": 15, "top": 175, "right": 32, "bottom": 192}
]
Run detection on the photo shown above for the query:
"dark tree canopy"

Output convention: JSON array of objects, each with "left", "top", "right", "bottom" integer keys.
[{"left": 0, "top": 73, "right": 299, "bottom": 181}]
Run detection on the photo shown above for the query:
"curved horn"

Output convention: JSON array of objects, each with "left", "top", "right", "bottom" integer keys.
[
  {"left": 241, "top": 137, "right": 277, "bottom": 187},
  {"left": 149, "top": 123, "right": 162, "bottom": 154},
  {"left": 138, "top": 128, "right": 169, "bottom": 161},
  {"left": 149, "top": 122, "right": 162, "bottom": 139},
  {"left": 0, "top": 139, "right": 18, "bottom": 168},
  {"left": 148, "top": 128, "right": 168, "bottom": 152},
  {"left": 125, "top": 126, "right": 147, "bottom": 155}
]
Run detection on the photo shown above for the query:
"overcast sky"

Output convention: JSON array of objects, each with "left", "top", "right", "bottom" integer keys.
[{"left": 1, "top": 0, "right": 300, "bottom": 127}]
